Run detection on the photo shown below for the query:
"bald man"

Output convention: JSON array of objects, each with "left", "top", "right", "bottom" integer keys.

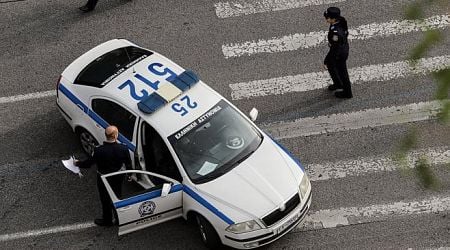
[{"left": 76, "top": 125, "right": 132, "bottom": 226}]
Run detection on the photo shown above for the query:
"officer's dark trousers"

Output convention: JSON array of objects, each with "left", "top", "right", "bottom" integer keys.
[
  {"left": 327, "top": 59, "right": 352, "bottom": 95},
  {"left": 85, "top": 0, "right": 98, "bottom": 9},
  {"left": 96, "top": 174, "right": 122, "bottom": 223}
]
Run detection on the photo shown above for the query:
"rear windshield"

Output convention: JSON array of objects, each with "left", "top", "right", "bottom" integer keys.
[{"left": 74, "top": 46, "right": 153, "bottom": 88}]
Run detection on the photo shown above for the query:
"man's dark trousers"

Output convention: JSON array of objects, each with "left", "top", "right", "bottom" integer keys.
[
  {"left": 327, "top": 58, "right": 352, "bottom": 95},
  {"left": 96, "top": 174, "right": 123, "bottom": 223}
]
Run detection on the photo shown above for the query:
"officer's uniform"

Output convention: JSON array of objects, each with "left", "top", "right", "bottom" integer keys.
[
  {"left": 78, "top": 141, "right": 131, "bottom": 226},
  {"left": 324, "top": 7, "right": 353, "bottom": 98}
]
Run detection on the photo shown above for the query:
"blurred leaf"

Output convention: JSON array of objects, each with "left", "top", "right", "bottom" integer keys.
[
  {"left": 405, "top": 2, "right": 423, "bottom": 20},
  {"left": 436, "top": 100, "right": 450, "bottom": 123},
  {"left": 393, "top": 129, "right": 418, "bottom": 166},
  {"left": 433, "top": 68, "right": 450, "bottom": 100},
  {"left": 409, "top": 30, "right": 442, "bottom": 63},
  {"left": 415, "top": 157, "right": 439, "bottom": 189}
]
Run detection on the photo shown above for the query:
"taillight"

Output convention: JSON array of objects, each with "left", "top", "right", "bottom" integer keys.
[{"left": 56, "top": 75, "right": 62, "bottom": 98}]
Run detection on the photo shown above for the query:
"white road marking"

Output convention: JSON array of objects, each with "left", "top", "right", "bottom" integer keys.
[
  {"left": 264, "top": 101, "right": 443, "bottom": 139},
  {"left": 305, "top": 147, "right": 450, "bottom": 181},
  {"left": 0, "top": 90, "right": 56, "bottom": 104},
  {"left": 2, "top": 193, "right": 449, "bottom": 241},
  {"left": 222, "top": 15, "right": 450, "bottom": 58},
  {"left": 0, "top": 222, "right": 95, "bottom": 242},
  {"left": 214, "top": 0, "right": 346, "bottom": 18},
  {"left": 298, "top": 195, "right": 450, "bottom": 231},
  {"left": 230, "top": 55, "right": 450, "bottom": 100}
]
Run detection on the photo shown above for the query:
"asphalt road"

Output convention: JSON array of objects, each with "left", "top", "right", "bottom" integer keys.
[{"left": 1, "top": 0, "right": 449, "bottom": 249}]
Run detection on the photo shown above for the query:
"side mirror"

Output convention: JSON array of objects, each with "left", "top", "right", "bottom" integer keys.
[
  {"left": 249, "top": 108, "right": 258, "bottom": 122},
  {"left": 161, "top": 183, "right": 172, "bottom": 197}
]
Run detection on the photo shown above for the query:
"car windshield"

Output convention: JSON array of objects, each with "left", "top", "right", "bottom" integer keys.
[{"left": 168, "top": 100, "right": 263, "bottom": 184}]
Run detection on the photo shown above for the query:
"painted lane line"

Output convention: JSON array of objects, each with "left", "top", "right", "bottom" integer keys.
[
  {"left": 230, "top": 55, "right": 450, "bottom": 100},
  {"left": 0, "top": 147, "right": 447, "bottom": 241},
  {"left": 222, "top": 15, "right": 450, "bottom": 58},
  {"left": 0, "top": 222, "right": 95, "bottom": 242},
  {"left": 214, "top": 0, "right": 346, "bottom": 19},
  {"left": 305, "top": 147, "right": 450, "bottom": 181},
  {"left": 0, "top": 90, "right": 56, "bottom": 104},
  {"left": 298, "top": 195, "right": 450, "bottom": 231},
  {"left": 2, "top": 194, "right": 449, "bottom": 241},
  {"left": 264, "top": 101, "right": 443, "bottom": 139}
]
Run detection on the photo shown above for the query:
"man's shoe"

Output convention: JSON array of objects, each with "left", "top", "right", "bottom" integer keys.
[
  {"left": 79, "top": 5, "right": 94, "bottom": 12},
  {"left": 94, "top": 218, "right": 113, "bottom": 227},
  {"left": 328, "top": 84, "right": 342, "bottom": 91},
  {"left": 335, "top": 91, "right": 353, "bottom": 99}
]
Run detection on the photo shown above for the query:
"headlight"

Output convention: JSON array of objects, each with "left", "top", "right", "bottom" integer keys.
[
  {"left": 226, "top": 220, "right": 262, "bottom": 234},
  {"left": 299, "top": 174, "right": 310, "bottom": 199}
]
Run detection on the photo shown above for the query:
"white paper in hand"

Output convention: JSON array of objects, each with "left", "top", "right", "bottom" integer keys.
[{"left": 62, "top": 156, "right": 83, "bottom": 177}]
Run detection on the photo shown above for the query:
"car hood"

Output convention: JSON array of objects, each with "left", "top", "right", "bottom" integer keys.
[{"left": 195, "top": 137, "right": 304, "bottom": 220}]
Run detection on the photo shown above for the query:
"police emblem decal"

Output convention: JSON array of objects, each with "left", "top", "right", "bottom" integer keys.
[{"left": 138, "top": 201, "right": 156, "bottom": 217}]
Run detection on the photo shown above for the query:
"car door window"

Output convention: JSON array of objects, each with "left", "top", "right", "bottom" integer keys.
[
  {"left": 141, "top": 122, "right": 182, "bottom": 182},
  {"left": 105, "top": 173, "right": 172, "bottom": 200},
  {"left": 92, "top": 98, "right": 136, "bottom": 141}
]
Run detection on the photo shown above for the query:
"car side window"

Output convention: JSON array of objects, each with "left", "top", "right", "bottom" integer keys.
[
  {"left": 106, "top": 173, "right": 170, "bottom": 200},
  {"left": 141, "top": 122, "right": 182, "bottom": 182},
  {"left": 92, "top": 98, "right": 136, "bottom": 141}
]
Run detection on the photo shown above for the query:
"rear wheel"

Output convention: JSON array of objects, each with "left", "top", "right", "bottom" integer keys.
[
  {"left": 196, "top": 215, "right": 221, "bottom": 249},
  {"left": 77, "top": 128, "right": 98, "bottom": 156}
]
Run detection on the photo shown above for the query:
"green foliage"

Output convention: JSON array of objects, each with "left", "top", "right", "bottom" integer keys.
[
  {"left": 408, "top": 30, "right": 442, "bottom": 62},
  {"left": 395, "top": 0, "right": 449, "bottom": 189},
  {"left": 415, "top": 157, "right": 439, "bottom": 189}
]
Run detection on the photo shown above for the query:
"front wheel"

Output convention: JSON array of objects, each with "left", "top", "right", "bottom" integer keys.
[
  {"left": 196, "top": 215, "right": 221, "bottom": 249},
  {"left": 77, "top": 128, "right": 98, "bottom": 156}
]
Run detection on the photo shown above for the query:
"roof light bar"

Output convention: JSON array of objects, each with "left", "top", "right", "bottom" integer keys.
[{"left": 138, "top": 70, "right": 199, "bottom": 114}]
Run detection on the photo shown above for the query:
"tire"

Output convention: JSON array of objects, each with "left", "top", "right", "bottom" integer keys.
[
  {"left": 77, "top": 128, "right": 99, "bottom": 156},
  {"left": 196, "top": 215, "right": 221, "bottom": 249}
]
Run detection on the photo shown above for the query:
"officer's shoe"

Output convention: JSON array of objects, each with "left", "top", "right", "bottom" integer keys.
[
  {"left": 335, "top": 91, "right": 353, "bottom": 99},
  {"left": 328, "top": 84, "right": 343, "bottom": 91},
  {"left": 94, "top": 218, "right": 113, "bottom": 227},
  {"left": 79, "top": 5, "right": 94, "bottom": 12}
]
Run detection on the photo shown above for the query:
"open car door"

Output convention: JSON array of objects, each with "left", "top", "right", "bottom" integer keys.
[{"left": 100, "top": 170, "right": 183, "bottom": 236}]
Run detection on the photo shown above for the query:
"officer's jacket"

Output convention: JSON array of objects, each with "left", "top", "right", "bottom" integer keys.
[
  {"left": 324, "top": 18, "right": 349, "bottom": 64},
  {"left": 78, "top": 141, "right": 132, "bottom": 174}
]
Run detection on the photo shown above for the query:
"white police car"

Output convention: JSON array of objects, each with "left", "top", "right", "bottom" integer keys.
[{"left": 56, "top": 39, "right": 311, "bottom": 249}]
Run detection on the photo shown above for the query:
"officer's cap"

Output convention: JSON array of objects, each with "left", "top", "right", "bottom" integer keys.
[{"left": 324, "top": 7, "right": 341, "bottom": 19}]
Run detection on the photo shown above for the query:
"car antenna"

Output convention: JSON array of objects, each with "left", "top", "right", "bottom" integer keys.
[{"left": 124, "top": 47, "right": 136, "bottom": 73}]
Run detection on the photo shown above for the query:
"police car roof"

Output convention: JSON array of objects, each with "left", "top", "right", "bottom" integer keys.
[{"left": 64, "top": 39, "right": 223, "bottom": 137}]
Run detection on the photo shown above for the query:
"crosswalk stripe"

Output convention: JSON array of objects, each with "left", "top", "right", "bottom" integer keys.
[
  {"left": 298, "top": 195, "right": 450, "bottom": 231},
  {"left": 222, "top": 14, "right": 450, "bottom": 58},
  {"left": 214, "top": 0, "right": 346, "bottom": 19},
  {"left": 0, "top": 90, "right": 55, "bottom": 104},
  {"left": 263, "top": 101, "right": 443, "bottom": 139},
  {"left": 0, "top": 222, "right": 95, "bottom": 242},
  {"left": 230, "top": 55, "right": 450, "bottom": 100},
  {"left": 305, "top": 147, "right": 450, "bottom": 181},
  {"left": 2, "top": 194, "right": 449, "bottom": 241}
]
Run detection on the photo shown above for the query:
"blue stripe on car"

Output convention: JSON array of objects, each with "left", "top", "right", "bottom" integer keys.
[
  {"left": 114, "top": 184, "right": 183, "bottom": 208},
  {"left": 183, "top": 185, "right": 234, "bottom": 225},
  {"left": 269, "top": 136, "right": 305, "bottom": 172},
  {"left": 58, "top": 84, "right": 136, "bottom": 152}
]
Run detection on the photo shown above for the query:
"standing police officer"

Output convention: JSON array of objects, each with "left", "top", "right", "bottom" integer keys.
[
  {"left": 75, "top": 125, "right": 131, "bottom": 226},
  {"left": 323, "top": 7, "right": 353, "bottom": 98}
]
